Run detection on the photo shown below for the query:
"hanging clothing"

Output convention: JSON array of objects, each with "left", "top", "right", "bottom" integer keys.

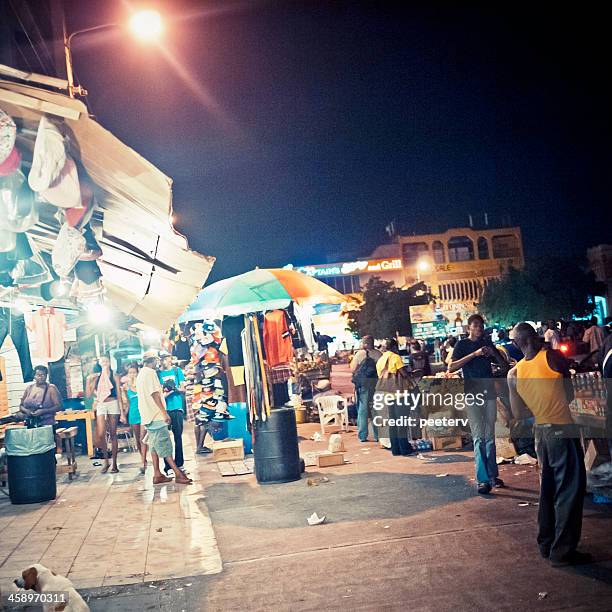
[
  {"left": 0, "top": 108, "right": 17, "bottom": 165},
  {"left": 0, "top": 170, "right": 39, "bottom": 233},
  {"left": 292, "top": 303, "right": 317, "bottom": 352},
  {"left": 28, "top": 115, "right": 66, "bottom": 193},
  {"left": 0, "top": 308, "right": 34, "bottom": 382},
  {"left": 263, "top": 310, "right": 293, "bottom": 367},
  {"left": 28, "top": 307, "right": 66, "bottom": 362},
  {"left": 222, "top": 315, "right": 245, "bottom": 366},
  {"left": 242, "top": 316, "right": 270, "bottom": 422},
  {"left": 270, "top": 364, "right": 292, "bottom": 384},
  {"left": 172, "top": 337, "right": 191, "bottom": 361}
]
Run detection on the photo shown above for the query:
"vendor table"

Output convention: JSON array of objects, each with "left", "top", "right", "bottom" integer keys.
[{"left": 56, "top": 410, "right": 95, "bottom": 457}]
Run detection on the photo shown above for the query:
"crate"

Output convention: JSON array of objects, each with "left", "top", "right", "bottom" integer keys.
[
  {"left": 431, "top": 436, "right": 463, "bottom": 451},
  {"left": 316, "top": 452, "right": 345, "bottom": 467}
]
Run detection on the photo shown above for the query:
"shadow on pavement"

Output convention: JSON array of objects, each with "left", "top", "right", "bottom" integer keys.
[
  {"left": 415, "top": 453, "right": 472, "bottom": 463},
  {"left": 204, "top": 471, "right": 474, "bottom": 528}
]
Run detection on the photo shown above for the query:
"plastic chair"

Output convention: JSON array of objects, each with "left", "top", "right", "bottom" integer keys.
[{"left": 314, "top": 395, "right": 349, "bottom": 434}]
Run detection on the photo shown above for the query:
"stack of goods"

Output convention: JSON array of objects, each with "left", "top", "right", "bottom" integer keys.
[
  {"left": 295, "top": 354, "right": 331, "bottom": 382},
  {"left": 190, "top": 322, "right": 231, "bottom": 424},
  {"left": 571, "top": 371, "right": 607, "bottom": 418},
  {"left": 1, "top": 110, "right": 104, "bottom": 304}
]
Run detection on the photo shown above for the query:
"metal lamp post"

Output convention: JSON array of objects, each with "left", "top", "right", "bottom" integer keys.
[{"left": 63, "top": 10, "right": 163, "bottom": 98}]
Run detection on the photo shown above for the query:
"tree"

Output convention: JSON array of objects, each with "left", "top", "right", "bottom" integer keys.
[
  {"left": 478, "top": 256, "right": 605, "bottom": 327},
  {"left": 347, "top": 277, "right": 413, "bottom": 338}
]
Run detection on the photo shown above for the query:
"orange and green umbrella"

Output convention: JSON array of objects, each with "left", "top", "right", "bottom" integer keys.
[{"left": 179, "top": 268, "right": 345, "bottom": 320}]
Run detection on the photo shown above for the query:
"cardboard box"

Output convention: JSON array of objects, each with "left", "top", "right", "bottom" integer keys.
[
  {"left": 316, "top": 451, "right": 345, "bottom": 467},
  {"left": 431, "top": 436, "right": 463, "bottom": 451},
  {"left": 212, "top": 438, "right": 244, "bottom": 463},
  {"left": 584, "top": 439, "right": 611, "bottom": 471},
  {"left": 495, "top": 437, "right": 517, "bottom": 459}
]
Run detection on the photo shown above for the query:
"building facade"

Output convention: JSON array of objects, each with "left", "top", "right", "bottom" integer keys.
[
  {"left": 285, "top": 225, "right": 525, "bottom": 340},
  {"left": 397, "top": 226, "right": 524, "bottom": 320}
]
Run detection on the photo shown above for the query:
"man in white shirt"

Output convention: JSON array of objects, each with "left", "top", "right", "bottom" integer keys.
[
  {"left": 136, "top": 351, "right": 192, "bottom": 485},
  {"left": 543, "top": 320, "right": 562, "bottom": 350}
]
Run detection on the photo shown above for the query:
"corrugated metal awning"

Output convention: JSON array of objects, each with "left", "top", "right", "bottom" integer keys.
[{"left": 0, "top": 78, "right": 214, "bottom": 329}]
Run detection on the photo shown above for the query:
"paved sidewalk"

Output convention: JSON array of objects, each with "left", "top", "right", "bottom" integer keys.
[
  {"left": 0, "top": 433, "right": 221, "bottom": 592},
  {"left": 77, "top": 422, "right": 612, "bottom": 611}
]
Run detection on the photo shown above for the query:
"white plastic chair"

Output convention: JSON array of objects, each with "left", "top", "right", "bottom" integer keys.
[{"left": 314, "top": 395, "right": 349, "bottom": 434}]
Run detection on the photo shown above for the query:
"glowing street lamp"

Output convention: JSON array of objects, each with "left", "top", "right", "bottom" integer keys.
[
  {"left": 129, "top": 10, "right": 164, "bottom": 41},
  {"left": 63, "top": 9, "right": 164, "bottom": 97},
  {"left": 416, "top": 258, "right": 431, "bottom": 282}
]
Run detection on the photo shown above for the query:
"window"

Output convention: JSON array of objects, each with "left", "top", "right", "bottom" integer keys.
[
  {"left": 321, "top": 275, "right": 361, "bottom": 294},
  {"left": 402, "top": 242, "right": 429, "bottom": 265},
  {"left": 447, "top": 236, "right": 474, "bottom": 262},
  {"left": 492, "top": 234, "right": 521, "bottom": 259},
  {"left": 432, "top": 240, "right": 445, "bottom": 263},
  {"left": 477, "top": 237, "right": 489, "bottom": 260}
]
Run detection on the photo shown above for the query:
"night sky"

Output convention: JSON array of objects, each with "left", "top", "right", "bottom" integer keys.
[{"left": 65, "top": 1, "right": 611, "bottom": 282}]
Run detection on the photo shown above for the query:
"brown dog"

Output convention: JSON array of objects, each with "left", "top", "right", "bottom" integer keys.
[{"left": 14, "top": 563, "right": 89, "bottom": 611}]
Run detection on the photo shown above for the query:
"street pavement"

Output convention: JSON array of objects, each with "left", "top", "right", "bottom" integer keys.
[
  {"left": 79, "top": 419, "right": 612, "bottom": 612},
  {"left": 3, "top": 363, "right": 611, "bottom": 611}
]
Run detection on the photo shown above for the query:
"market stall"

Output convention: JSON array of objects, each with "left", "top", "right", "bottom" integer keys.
[
  {"left": 179, "top": 268, "right": 345, "bottom": 483},
  {"left": 0, "top": 67, "right": 214, "bottom": 501}
]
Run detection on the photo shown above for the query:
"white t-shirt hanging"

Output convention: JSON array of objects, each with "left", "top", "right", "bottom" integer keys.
[{"left": 28, "top": 307, "right": 66, "bottom": 362}]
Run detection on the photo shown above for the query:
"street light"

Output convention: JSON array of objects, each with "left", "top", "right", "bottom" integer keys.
[
  {"left": 129, "top": 10, "right": 164, "bottom": 41},
  {"left": 416, "top": 258, "right": 431, "bottom": 282},
  {"left": 63, "top": 9, "right": 164, "bottom": 97}
]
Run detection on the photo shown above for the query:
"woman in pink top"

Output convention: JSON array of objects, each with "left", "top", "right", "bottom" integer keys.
[{"left": 86, "top": 355, "right": 125, "bottom": 473}]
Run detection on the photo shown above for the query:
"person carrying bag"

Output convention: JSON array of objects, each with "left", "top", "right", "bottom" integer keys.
[{"left": 375, "top": 338, "right": 416, "bottom": 456}]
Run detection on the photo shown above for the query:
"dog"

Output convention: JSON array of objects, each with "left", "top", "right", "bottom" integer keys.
[{"left": 14, "top": 563, "right": 90, "bottom": 612}]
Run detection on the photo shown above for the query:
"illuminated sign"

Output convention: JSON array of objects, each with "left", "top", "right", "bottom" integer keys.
[
  {"left": 409, "top": 304, "right": 437, "bottom": 324},
  {"left": 285, "top": 258, "right": 402, "bottom": 278},
  {"left": 412, "top": 321, "right": 446, "bottom": 339}
]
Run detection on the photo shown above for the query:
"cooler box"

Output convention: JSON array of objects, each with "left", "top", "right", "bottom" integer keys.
[{"left": 228, "top": 402, "right": 252, "bottom": 454}]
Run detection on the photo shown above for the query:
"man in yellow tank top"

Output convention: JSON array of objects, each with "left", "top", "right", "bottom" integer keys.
[{"left": 508, "top": 323, "right": 590, "bottom": 567}]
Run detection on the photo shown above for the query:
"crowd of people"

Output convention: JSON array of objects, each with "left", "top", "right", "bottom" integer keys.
[
  {"left": 82, "top": 350, "right": 190, "bottom": 484},
  {"left": 14, "top": 349, "right": 192, "bottom": 485},
  {"left": 347, "top": 312, "right": 611, "bottom": 567},
  {"left": 13, "top": 310, "right": 610, "bottom": 567}
]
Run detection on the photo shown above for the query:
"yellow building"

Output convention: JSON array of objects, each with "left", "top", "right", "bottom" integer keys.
[
  {"left": 284, "top": 225, "right": 524, "bottom": 342},
  {"left": 396, "top": 226, "right": 524, "bottom": 321}
]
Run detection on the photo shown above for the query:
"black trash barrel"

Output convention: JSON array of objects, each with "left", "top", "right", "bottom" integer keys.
[
  {"left": 5, "top": 426, "right": 57, "bottom": 505},
  {"left": 254, "top": 407, "right": 301, "bottom": 484},
  {"left": 7, "top": 450, "right": 57, "bottom": 504}
]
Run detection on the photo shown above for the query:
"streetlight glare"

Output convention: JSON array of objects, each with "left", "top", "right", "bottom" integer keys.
[
  {"left": 129, "top": 9, "right": 164, "bottom": 41},
  {"left": 417, "top": 258, "right": 431, "bottom": 272}
]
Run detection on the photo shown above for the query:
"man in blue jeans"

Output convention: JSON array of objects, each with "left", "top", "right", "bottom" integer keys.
[
  {"left": 351, "top": 336, "right": 381, "bottom": 443},
  {"left": 449, "top": 314, "right": 509, "bottom": 494},
  {"left": 158, "top": 353, "right": 186, "bottom": 475}
]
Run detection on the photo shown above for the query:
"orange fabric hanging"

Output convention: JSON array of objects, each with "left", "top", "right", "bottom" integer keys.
[{"left": 263, "top": 310, "right": 293, "bottom": 367}]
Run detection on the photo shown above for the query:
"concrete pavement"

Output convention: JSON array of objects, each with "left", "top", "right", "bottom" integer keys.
[{"left": 78, "top": 423, "right": 612, "bottom": 611}]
